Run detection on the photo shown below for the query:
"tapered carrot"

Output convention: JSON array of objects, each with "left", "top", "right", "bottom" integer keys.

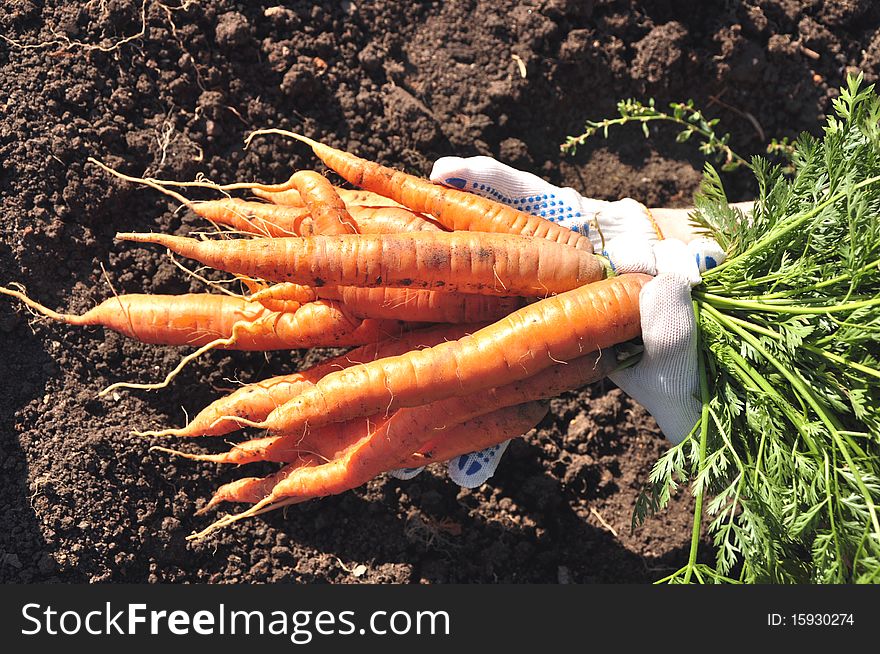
[
  {"left": 117, "top": 231, "right": 607, "bottom": 297},
  {"left": 1, "top": 285, "right": 407, "bottom": 395},
  {"left": 199, "top": 458, "right": 322, "bottom": 513},
  {"left": 138, "top": 323, "right": 483, "bottom": 437},
  {"left": 152, "top": 435, "right": 284, "bottom": 465},
  {"left": 223, "top": 274, "right": 647, "bottom": 440},
  {"left": 243, "top": 130, "right": 593, "bottom": 251},
  {"left": 0, "top": 286, "right": 402, "bottom": 350}
]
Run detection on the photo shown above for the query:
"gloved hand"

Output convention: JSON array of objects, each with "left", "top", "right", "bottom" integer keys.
[{"left": 389, "top": 155, "right": 728, "bottom": 488}]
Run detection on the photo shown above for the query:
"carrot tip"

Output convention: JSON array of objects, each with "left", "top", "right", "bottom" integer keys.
[
  {"left": 134, "top": 428, "right": 182, "bottom": 438},
  {"left": 115, "top": 232, "right": 151, "bottom": 242},
  {"left": 193, "top": 503, "right": 217, "bottom": 517},
  {"left": 149, "top": 445, "right": 191, "bottom": 457},
  {"left": 244, "top": 128, "right": 319, "bottom": 151}
]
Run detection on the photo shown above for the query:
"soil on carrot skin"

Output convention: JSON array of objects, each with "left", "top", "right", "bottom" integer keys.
[{"left": 1, "top": 0, "right": 877, "bottom": 583}]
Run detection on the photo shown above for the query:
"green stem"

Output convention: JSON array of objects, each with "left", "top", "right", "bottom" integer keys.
[
  {"left": 721, "top": 314, "right": 880, "bottom": 380},
  {"left": 823, "top": 453, "right": 844, "bottom": 582},
  {"left": 684, "top": 304, "right": 711, "bottom": 584},
  {"left": 758, "top": 258, "right": 880, "bottom": 299},
  {"left": 694, "top": 292, "right": 880, "bottom": 315},
  {"left": 806, "top": 346, "right": 880, "bottom": 380}
]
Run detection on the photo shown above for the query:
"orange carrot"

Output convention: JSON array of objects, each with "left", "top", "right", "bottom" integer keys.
[
  {"left": 252, "top": 186, "right": 405, "bottom": 209},
  {"left": 325, "top": 286, "right": 527, "bottom": 323},
  {"left": 343, "top": 205, "right": 443, "bottom": 233},
  {"left": 227, "top": 274, "right": 646, "bottom": 439},
  {"left": 247, "top": 282, "right": 526, "bottom": 323},
  {"left": 192, "top": 198, "right": 311, "bottom": 237},
  {"left": 199, "top": 458, "right": 321, "bottom": 513},
  {"left": 245, "top": 131, "right": 592, "bottom": 251},
  {"left": 152, "top": 435, "right": 284, "bottom": 465},
  {"left": 139, "top": 323, "right": 483, "bottom": 437},
  {"left": 193, "top": 201, "right": 443, "bottom": 239},
  {"left": 398, "top": 401, "right": 548, "bottom": 468},
  {"left": 117, "top": 231, "right": 607, "bottom": 297},
  {"left": 0, "top": 286, "right": 404, "bottom": 350},
  {"left": 282, "top": 170, "right": 358, "bottom": 235}
]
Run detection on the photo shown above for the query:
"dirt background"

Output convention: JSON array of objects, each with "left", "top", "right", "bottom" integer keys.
[{"left": 1, "top": 0, "right": 878, "bottom": 584}]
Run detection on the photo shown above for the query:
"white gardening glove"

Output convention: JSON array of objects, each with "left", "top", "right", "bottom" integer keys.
[{"left": 389, "top": 156, "right": 726, "bottom": 488}]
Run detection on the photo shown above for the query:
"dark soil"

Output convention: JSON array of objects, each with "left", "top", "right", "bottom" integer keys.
[{"left": 1, "top": 0, "right": 877, "bottom": 584}]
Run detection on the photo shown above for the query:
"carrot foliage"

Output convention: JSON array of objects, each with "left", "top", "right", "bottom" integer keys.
[{"left": 635, "top": 74, "right": 880, "bottom": 584}]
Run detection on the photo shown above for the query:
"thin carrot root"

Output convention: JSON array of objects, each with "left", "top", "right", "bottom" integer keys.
[
  {"left": 0, "top": 284, "right": 87, "bottom": 325},
  {"left": 98, "top": 323, "right": 248, "bottom": 397},
  {"left": 188, "top": 496, "right": 285, "bottom": 536},
  {"left": 88, "top": 157, "right": 199, "bottom": 209}
]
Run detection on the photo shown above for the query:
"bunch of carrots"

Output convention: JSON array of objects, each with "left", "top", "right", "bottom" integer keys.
[
  {"left": 7, "top": 79, "right": 879, "bottom": 583},
  {"left": 1, "top": 131, "right": 647, "bottom": 539}
]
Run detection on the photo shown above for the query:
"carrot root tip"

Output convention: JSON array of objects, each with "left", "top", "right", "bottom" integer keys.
[
  {"left": 149, "top": 445, "right": 193, "bottom": 458},
  {"left": 194, "top": 498, "right": 223, "bottom": 516},
  {"left": 134, "top": 428, "right": 183, "bottom": 438}
]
